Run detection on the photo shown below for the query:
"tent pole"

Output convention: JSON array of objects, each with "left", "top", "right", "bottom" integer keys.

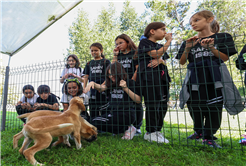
[{"left": 1, "top": 55, "right": 11, "bottom": 131}]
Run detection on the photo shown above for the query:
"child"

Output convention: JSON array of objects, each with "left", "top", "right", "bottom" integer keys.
[
  {"left": 113, "top": 34, "right": 143, "bottom": 136},
  {"left": 16, "top": 84, "right": 38, "bottom": 123},
  {"left": 34, "top": 85, "right": 59, "bottom": 111},
  {"left": 235, "top": 44, "right": 246, "bottom": 145},
  {"left": 176, "top": 10, "right": 243, "bottom": 148},
  {"left": 136, "top": 22, "right": 172, "bottom": 143},
  {"left": 84, "top": 62, "right": 141, "bottom": 140},
  {"left": 83, "top": 43, "right": 111, "bottom": 120}
]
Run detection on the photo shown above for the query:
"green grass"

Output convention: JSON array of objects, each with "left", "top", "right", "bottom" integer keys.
[{"left": 1, "top": 111, "right": 245, "bottom": 165}]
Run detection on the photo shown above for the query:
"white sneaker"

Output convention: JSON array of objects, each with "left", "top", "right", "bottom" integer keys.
[{"left": 144, "top": 131, "right": 169, "bottom": 143}]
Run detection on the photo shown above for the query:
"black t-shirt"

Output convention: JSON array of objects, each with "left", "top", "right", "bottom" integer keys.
[
  {"left": 106, "top": 79, "right": 140, "bottom": 111},
  {"left": 36, "top": 94, "right": 58, "bottom": 110},
  {"left": 83, "top": 59, "right": 111, "bottom": 83},
  {"left": 176, "top": 33, "right": 237, "bottom": 63},
  {"left": 117, "top": 50, "right": 137, "bottom": 79},
  {"left": 138, "top": 39, "right": 170, "bottom": 62}
]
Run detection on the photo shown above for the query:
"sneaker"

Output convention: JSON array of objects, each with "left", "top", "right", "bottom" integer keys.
[
  {"left": 187, "top": 132, "right": 202, "bottom": 140},
  {"left": 122, "top": 126, "right": 136, "bottom": 140},
  {"left": 144, "top": 131, "right": 169, "bottom": 143},
  {"left": 203, "top": 139, "right": 222, "bottom": 149},
  {"left": 134, "top": 129, "right": 142, "bottom": 136}
]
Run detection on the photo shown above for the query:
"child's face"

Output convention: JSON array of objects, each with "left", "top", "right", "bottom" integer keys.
[
  {"left": 67, "top": 82, "right": 79, "bottom": 97},
  {"left": 190, "top": 14, "right": 211, "bottom": 32},
  {"left": 115, "top": 38, "right": 128, "bottom": 52},
  {"left": 152, "top": 26, "right": 167, "bottom": 40},
  {"left": 90, "top": 46, "right": 102, "bottom": 59},
  {"left": 108, "top": 70, "right": 115, "bottom": 82},
  {"left": 24, "top": 89, "right": 34, "bottom": 99},
  {"left": 67, "top": 57, "right": 76, "bottom": 68},
  {"left": 39, "top": 93, "right": 50, "bottom": 100}
]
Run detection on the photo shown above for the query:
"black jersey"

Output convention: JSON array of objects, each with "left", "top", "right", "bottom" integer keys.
[
  {"left": 105, "top": 79, "right": 140, "bottom": 111},
  {"left": 83, "top": 59, "right": 111, "bottom": 84},
  {"left": 176, "top": 33, "right": 237, "bottom": 63},
  {"left": 117, "top": 50, "right": 137, "bottom": 79}
]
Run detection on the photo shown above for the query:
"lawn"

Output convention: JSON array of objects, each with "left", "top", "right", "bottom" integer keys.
[{"left": 1, "top": 110, "right": 246, "bottom": 165}]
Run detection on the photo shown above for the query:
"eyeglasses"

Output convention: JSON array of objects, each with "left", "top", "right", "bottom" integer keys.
[
  {"left": 67, "top": 59, "right": 75, "bottom": 62},
  {"left": 115, "top": 41, "right": 125, "bottom": 47},
  {"left": 24, "top": 92, "right": 33, "bottom": 95}
]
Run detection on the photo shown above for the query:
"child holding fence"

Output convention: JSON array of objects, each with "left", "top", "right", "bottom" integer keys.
[
  {"left": 16, "top": 84, "right": 38, "bottom": 123},
  {"left": 113, "top": 34, "right": 143, "bottom": 136},
  {"left": 84, "top": 62, "right": 141, "bottom": 140},
  {"left": 83, "top": 43, "right": 111, "bottom": 120},
  {"left": 33, "top": 85, "right": 59, "bottom": 111},
  {"left": 136, "top": 22, "right": 172, "bottom": 143},
  {"left": 176, "top": 10, "right": 243, "bottom": 148}
]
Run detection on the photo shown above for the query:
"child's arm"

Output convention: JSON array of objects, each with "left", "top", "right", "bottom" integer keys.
[
  {"left": 179, "top": 36, "right": 199, "bottom": 65},
  {"left": 83, "top": 75, "right": 89, "bottom": 89},
  {"left": 200, "top": 38, "right": 229, "bottom": 62},
  {"left": 60, "top": 73, "right": 69, "bottom": 83},
  {"left": 16, "top": 101, "right": 22, "bottom": 106},
  {"left": 131, "top": 65, "right": 138, "bottom": 81},
  {"left": 120, "top": 80, "right": 141, "bottom": 104},
  {"left": 147, "top": 33, "right": 172, "bottom": 59},
  {"left": 84, "top": 81, "right": 107, "bottom": 93}
]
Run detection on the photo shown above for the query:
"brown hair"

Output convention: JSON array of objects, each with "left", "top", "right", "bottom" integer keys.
[
  {"left": 66, "top": 54, "right": 80, "bottom": 68},
  {"left": 144, "top": 22, "right": 166, "bottom": 38},
  {"left": 115, "top": 34, "right": 137, "bottom": 51},
  {"left": 105, "top": 62, "right": 127, "bottom": 88},
  {"left": 190, "top": 10, "right": 220, "bottom": 33},
  {"left": 90, "top": 42, "right": 105, "bottom": 59}
]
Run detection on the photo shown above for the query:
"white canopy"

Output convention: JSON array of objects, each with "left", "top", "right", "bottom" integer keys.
[{"left": 1, "top": 0, "right": 82, "bottom": 56}]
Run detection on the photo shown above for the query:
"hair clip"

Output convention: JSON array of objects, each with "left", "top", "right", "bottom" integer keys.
[{"left": 65, "top": 78, "right": 80, "bottom": 85}]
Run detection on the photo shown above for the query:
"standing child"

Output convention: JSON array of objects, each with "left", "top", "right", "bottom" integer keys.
[
  {"left": 113, "top": 34, "right": 143, "bottom": 135},
  {"left": 34, "top": 85, "right": 59, "bottom": 111},
  {"left": 83, "top": 43, "right": 111, "bottom": 120},
  {"left": 176, "top": 10, "right": 243, "bottom": 148},
  {"left": 16, "top": 85, "right": 38, "bottom": 123},
  {"left": 136, "top": 22, "right": 172, "bottom": 143}
]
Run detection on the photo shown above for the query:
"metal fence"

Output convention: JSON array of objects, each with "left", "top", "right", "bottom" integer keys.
[{"left": 1, "top": 38, "right": 245, "bottom": 149}]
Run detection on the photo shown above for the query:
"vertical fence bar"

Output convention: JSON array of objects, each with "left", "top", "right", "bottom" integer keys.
[{"left": 1, "top": 66, "right": 10, "bottom": 131}]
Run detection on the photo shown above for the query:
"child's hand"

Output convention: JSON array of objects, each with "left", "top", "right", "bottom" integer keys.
[
  {"left": 84, "top": 82, "right": 94, "bottom": 93},
  {"left": 185, "top": 36, "right": 199, "bottom": 50},
  {"left": 64, "top": 73, "right": 69, "bottom": 79},
  {"left": 200, "top": 38, "right": 214, "bottom": 49},
  {"left": 119, "top": 80, "right": 127, "bottom": 88},
  {"left": 147, "top": 59, "right": 166, "bottom": 68},
  {"left": 70, "top": 73, "right": 77, "bottom": 78},
  {"left": 113, "top": 46, "right": 120, "bottom": 56},
  {"left": 165, "top": 33, "right": 173, "bottom": 41}
]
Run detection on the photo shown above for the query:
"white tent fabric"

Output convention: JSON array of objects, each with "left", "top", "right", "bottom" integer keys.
[{"left": 1, "top": 0, "right": 82, "bottom": 56}]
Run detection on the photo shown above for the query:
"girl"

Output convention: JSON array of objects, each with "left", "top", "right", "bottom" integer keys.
[
  {"left": 16, "top": 84, "right": 38, "bottom": 123},
  {"left": 176, "top": 10, "right": 243, "bottom": 148},
  {"left": 83, "top": 43, "right": 111, "bottom": 120},
  {"left": 136, "top": 22, "right": 172, "bottom": 143},
  {"left": 113, "top": 34, "right": 143, "bottom": 135},
  {"left": 34, "top": 85, "right": 59, "bottom": 111},
  {"left": 84, "top": 62, "right": 141, "bottom": 140}
]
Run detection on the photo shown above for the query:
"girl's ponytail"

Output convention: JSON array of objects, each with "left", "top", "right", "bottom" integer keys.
[{"left": 210, "top": 19, "right": 220, "bottom": 33}]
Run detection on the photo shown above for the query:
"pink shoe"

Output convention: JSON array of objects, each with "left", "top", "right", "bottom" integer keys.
[{"left": 122, "top": 126, "right": 136, "bottom": 140}]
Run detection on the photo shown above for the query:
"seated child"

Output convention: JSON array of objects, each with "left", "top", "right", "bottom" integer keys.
[
  {"left": 16, "top": 84, "right": 38, "bottom": 123},
  {"left": 33, "top": 85, "right": 59, "bottom": 111}
]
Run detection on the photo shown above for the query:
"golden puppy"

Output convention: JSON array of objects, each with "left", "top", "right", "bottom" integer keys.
[
  {"left": 13, "top": 111, "right": 97, "bottom": 150},
  {"left": 19, "top": 97, "right": 88, "bottom": 165}
]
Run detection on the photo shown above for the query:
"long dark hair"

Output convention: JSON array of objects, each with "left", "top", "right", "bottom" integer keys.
[
  {"left": 144, "top": 22, "right": 166, "bottom": 38},
  {"left": 105, "top": 62, "right": 127, "bottom": 88},
  {"left": 22, "top": 84, "right": 35, "bottom": 93},
  {"left": 66, "top": 54, "right": 80, "bottom": 68},
  {"left": 115, "top": 34, "right": 137, "bottom": 51},
  {"left": 90, "top": 43, "right": 105, "bottom": 59},
  {"left": 64, "top": 78, "right": 83, "bottom": 96},
  {"left": 37, "top": 85, "right": 50, "bottom": 94}
]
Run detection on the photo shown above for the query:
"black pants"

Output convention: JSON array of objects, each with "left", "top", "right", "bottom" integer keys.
[
  {"left": 91, "top": 109, "right": 135, "bottom": 134},
  {"left": 132, "top": 103, "right": 143, "bottom": 130},
  {"left": 187, "top": 86, "right": 223, "bottom": 140}
]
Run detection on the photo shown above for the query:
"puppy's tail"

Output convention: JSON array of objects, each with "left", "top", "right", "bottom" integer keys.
[
  {"left": 24, "top": 123, "right": 73, "bottom": 134},
  {"left": 17, "top": 113, "right": 32, "bottom": 119}
]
